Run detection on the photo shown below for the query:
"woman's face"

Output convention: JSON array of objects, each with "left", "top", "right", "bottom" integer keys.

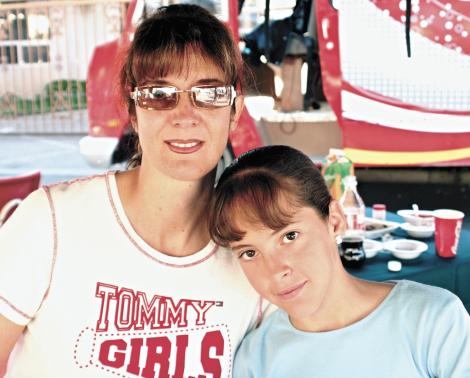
[
  {"left": 133, "top": 54, "right": 243, "bottom": 182},
  {"left": 229, "top": 201, "right": 344, "bottom": 326}
]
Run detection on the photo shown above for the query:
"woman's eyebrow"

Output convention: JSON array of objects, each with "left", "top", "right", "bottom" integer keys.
[
  {"left": 194, "top": 78, "right": 226, "bottom": 85},
  {"left": 141, "top": 78, "right": 226, "bottom": 87}
]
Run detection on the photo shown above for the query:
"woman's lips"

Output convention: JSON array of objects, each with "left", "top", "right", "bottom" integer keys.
[
  {"left": 165, "top": 140, "right": 203, "bottom": 154},
  {"left": 276, "top": 281, "right": 308, "bottom": 301}
]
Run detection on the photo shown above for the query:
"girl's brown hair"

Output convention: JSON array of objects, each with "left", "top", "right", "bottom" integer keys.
[{"left": 209, "top": 145, "right": 332, "bottom": 247}]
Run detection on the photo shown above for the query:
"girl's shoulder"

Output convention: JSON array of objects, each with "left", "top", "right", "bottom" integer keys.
[
  {"left": 382, "top": 280, "right": 465, "bottom": 328},
  {"left": 391, "top": 279, "right": 459, "bottom": 307}
]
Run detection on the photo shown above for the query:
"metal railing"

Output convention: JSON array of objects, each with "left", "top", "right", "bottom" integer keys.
[{"left": 0, "top": 0, "right": 130, "bottom": 134}]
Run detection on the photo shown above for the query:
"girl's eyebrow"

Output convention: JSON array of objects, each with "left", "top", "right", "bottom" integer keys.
[
  {"left": 230, "top": 227, "right": 283, "bottom": 250},
  {"left": 230, "top": 242, "right": 251, "bottom": 251}
]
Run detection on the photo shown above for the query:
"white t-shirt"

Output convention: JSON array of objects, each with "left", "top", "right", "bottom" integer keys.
[{"left": 0, "top": 172, "right": 268, "bottom": 378}]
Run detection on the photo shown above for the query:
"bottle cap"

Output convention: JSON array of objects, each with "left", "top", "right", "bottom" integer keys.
[
  {"left": 328, "top": 148, "right": 345, "bottom": 157},
  {"left": 343, "top": 175, "right": 357, "bottom": 186},
  {"left": 373, "top": 204, "right": 386, "bottom": 210},
  {"left": 387, "top": 260, "right": 402, "bottom": 272}
]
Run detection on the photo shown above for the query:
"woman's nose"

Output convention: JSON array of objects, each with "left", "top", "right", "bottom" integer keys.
[{"left": 172, "top": 92, "right": 199, "bottom": 127}]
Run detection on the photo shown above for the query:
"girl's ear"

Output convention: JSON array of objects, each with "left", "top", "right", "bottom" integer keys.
[
  {"left": 327, "top": 201, "right": 347, "bottom": 240},
  {"left": 229, "top": 95, "right": 245, "bottom": 132}
]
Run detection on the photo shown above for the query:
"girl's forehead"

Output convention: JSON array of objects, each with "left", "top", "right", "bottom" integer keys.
[
  {"left": 232, "top": 205, "right": 324, "bottom": 238},
  {"left": 229, "top": 197, "right": 298, "bottom": 231}
]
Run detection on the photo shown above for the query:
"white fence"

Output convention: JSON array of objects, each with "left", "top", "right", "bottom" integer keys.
[{"left": 0, "top": 0, "right": 130, "bottom": 133}]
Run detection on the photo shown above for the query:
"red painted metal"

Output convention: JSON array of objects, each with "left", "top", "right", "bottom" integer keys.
[
  {"left": 316, "top": 0, "right": 470, "bottom": 167},
  {"left": 372, "top": 0, "right": 470, "bottom": 56},
  {"left": 0, "top": 171, "right": 41, "bottom": 222}
]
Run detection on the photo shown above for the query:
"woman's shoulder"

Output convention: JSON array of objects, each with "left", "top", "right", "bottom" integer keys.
[{"left": 45, "top": 171, "right": 111, "bottom": 195}]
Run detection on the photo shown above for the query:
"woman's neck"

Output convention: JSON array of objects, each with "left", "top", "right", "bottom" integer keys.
[{"left": 116, "top": 166, "right": 215, "bottom": 257}]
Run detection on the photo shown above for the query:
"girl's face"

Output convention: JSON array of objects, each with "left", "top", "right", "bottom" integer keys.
[
  {"left": 229, "top": 201, "right": 344, "bottom": 327},
  {"left": 133, "top": 54, "right": 243, "bottom": 182}
]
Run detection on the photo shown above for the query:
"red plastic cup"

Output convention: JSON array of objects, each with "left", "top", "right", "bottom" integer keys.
[{"left": 434, "top": 209, "right": 465, "bottom": 259}]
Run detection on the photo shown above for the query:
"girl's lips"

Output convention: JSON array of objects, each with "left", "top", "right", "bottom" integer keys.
[
  {"left": 165, "top": 140, "right": 203, "bottom": 154},
  {"left": 277, "top": 281, "right": 308, "bottom": 301}
]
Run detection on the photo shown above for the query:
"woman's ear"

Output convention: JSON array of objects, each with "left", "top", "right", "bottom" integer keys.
[
  {"left": 130, "top": 115, "right": 138, "bottom": 134},
  {"left": 327, "top": 201, "right": 346, "bottom": 240},
  {"left": 229, "top": 95, "right": 244, "bottom": 132}
]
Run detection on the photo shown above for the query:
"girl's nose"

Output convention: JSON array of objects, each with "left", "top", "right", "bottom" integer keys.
[{"left": 265, "top": 253, "right": 292, "bottom": 280}]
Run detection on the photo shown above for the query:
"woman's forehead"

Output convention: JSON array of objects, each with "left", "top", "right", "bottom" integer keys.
[
  {"left": 137, "top": 50, "right": 227, "bottom": 86},
  {"left": 173, "top": 57, "right": 225, "bottom": 81}
]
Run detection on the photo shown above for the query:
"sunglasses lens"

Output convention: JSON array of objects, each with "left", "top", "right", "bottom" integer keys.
[
  {"left": 133, "top": 86, "right": 234, "bottom": 110},
  {"left": 193, "top": 86, "right": 232, "bottom": 108},
  {"left": 138, "top": 87, "right": 178, "bottom": 110}
]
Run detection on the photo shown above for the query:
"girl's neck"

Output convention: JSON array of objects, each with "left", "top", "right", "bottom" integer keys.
[
  {"left": 116, "top": 166, "right": 215, "bottom": 256},
  {"left": 291, "top": 271, "right": 393, "bottom": 333}
]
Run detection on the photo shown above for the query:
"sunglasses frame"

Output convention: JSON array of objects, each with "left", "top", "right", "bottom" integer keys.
[{"left": 130, "top": 84, "right": 237, "bottom": 110}]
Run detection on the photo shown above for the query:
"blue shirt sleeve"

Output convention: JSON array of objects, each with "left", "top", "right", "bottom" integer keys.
[
  {"left": 428, "top": 295, "right": 470, "bottom": 377},
  {"left": 233, "top": 338, "right": 254, "bottom": 378}
]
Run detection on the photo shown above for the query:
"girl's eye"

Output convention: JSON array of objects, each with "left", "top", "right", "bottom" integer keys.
[
  {"left": 282, "top": 231, "right": 299, "bottom": 243},
  {"left": 239, "top": 250, "right": 257, "bottom": 260}
]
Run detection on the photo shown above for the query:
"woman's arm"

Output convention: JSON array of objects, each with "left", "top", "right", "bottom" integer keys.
[{"left": 0, "top": 314, "right": 24, "bottom": 377}]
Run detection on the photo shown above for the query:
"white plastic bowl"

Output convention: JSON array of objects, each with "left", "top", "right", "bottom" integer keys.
[
  {"left": 364, "top": 239, "right": 383, "bottom": 259},
  {"left": 397, "top": 209, "right": 435, "bottom": 227},
  {"left": 364, "top": 218, "right": 400, "bottom": 239},
  {"left": 400, "top": 222, "right": 434, "bottom": 239},
  {"left": 384, "top": 239, "right": 428, "bottom": 260}
]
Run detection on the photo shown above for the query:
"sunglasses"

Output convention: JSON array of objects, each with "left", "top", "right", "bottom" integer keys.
[{"left": 130, "top": 85, "right": 237, "bottom": 110}]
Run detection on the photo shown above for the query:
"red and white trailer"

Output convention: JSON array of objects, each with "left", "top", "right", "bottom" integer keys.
[{"left": 316, "top": 0, "right": 470, "bottom": 166}]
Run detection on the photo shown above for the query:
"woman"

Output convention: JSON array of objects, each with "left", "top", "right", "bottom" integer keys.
[
  {"left": 0, "top": 5, "right": 269, "bottom": 377},
  {"left": 209, "top": 145, "right": 470, "bottom": 378}
]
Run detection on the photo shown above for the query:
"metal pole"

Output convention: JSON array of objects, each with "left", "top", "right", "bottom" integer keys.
[{"left": 264, "top": 0, "right": 270, "bottom": 62}]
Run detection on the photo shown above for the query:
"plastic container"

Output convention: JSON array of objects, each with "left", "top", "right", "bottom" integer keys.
[
  {"left": 340, "top": 175, "right": 366, "bottom": 236},
  {"left": 322, "top": 149, "right": 354, "bottom": 201},
  {"left": 372, "top": 204, "right": 386, "bottom": 220}
]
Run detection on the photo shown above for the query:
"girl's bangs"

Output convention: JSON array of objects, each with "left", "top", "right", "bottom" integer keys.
[{"left": 213, "top": 175, "right": 301, "bottom": 245}]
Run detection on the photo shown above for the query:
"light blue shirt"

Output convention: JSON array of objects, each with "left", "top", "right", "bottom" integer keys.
[{"left": 234, "top": 280, "right": 470, "bottom": 378}]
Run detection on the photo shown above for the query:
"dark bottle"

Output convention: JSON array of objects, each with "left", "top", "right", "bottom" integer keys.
[{"left": 340, "top": 236, "right": 366, "bottom": 268}]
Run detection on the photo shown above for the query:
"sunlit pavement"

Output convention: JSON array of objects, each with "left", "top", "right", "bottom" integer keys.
[{"left": 0, "top": 134, "right": 104, "bottom": 185}]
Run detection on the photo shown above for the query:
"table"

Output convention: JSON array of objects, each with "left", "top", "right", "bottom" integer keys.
[{"left": 346, "top": 211, "right": 470, "bottom": 313}]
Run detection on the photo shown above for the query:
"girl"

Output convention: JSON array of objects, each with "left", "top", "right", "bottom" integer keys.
[{"left": 209, "top": 145, "right": 470, "bottom": 378}]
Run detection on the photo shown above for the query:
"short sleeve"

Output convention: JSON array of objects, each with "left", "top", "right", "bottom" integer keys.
[
  {"left": 0, "top": 188, "right": 55, "bottom": 325},
  {"left": 233, "top": 337, "right": 256, "bottom": 378},
  {"left": 428, "top": 294, "right": 470, "bottom": 377},
  {"left": 260, "top": 299, "right": 277, "bottom": 322}
]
